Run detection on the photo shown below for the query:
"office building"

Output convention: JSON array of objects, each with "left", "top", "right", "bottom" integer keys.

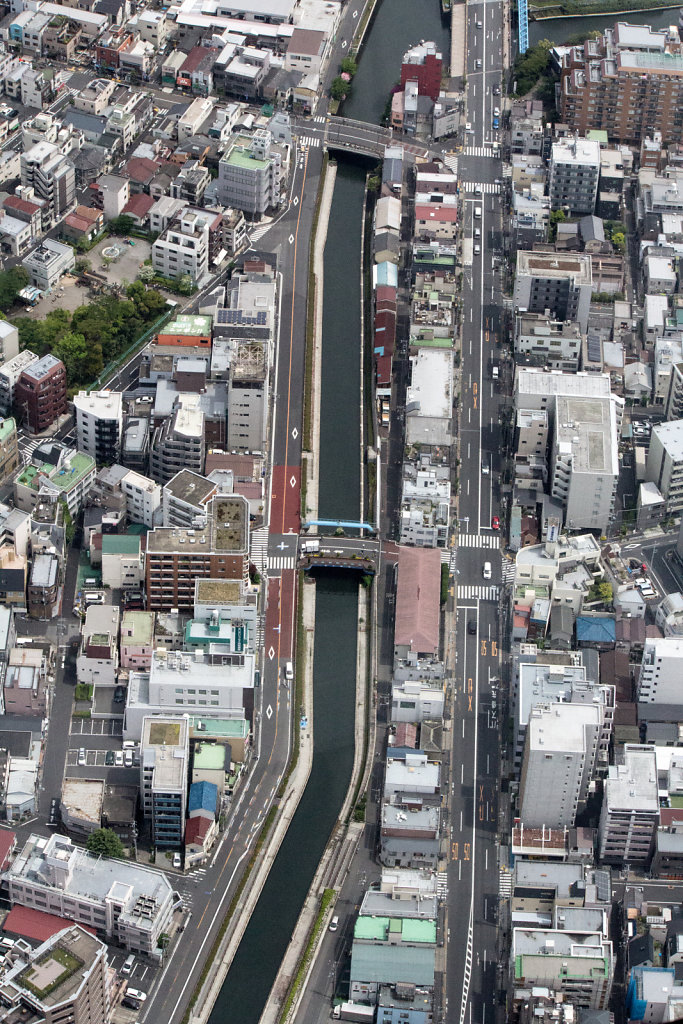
[
  {"left": 513, "top": 252, "right": 593, "bottom": 333},
  {"left": 548, "top": 137, "right": 601, "bottom": 215},
  {"left": 145, "top": 494, "right": 250, "bottom": 610},
  {"left": 559, "top": 24, "right": 683, "bottom": 145},
  {"left": 514, "top": 313, "right": 583, "bottom": 372},
  {"left": 120, "top": 469, "right": 161, "bottom": 528},
  {"left": 20, "top": 141, "right": 75, "bottom": 224},
  {"left": 227, "top": 339, "right": 268, "bottom": 452},
  {"left": 74, "top": 390, "right": 123, "bottom": 466},
  {"left": 512, "top": 927, "right": 614, "bottom": 1010},
  {"left": 598, "top": 744, "right": 659, "bottom": 865},
  {"left": 217, "top": 130, "right": 282, "bottom": 217},
  {"left": 637, "top": 636, "right": 683, "bottom": 706},
  {"left": 646, "top": 419, "right": 683, "bottom": 512},
  {"left": 27, "top": 551, "right": 59, "bottom": 620},
  {"left": 0, "top": 350, "right": 39, "bottom": 416},
  {"left": 519, "top": 702, "right": 602, "bottom": 829},
  {"left": 14, "top": 355, "right": 67, "bottom": 434},
  {"left": 0, "top": 925, "right": 109, "bottom": 1024},
  {"left": 22, "top": 239, "right": 75, "bottom": 292},
  {"left": 400, "top": 41, "right": 443, "bottom": 101},
  {"left": 141, "top": 715, "right": 189, "bottom": 848},
  {"left": 350, "top": 914, "right": 436, "bottom": 1004},
  {"left": 550, "top": 394, "right": 620, "bottom": 531},
  {"left": 6, "top": 832, "right": 173, "bottom": 958},
  {"left": 120, "top": 609, "right": 155, "bottom": 670},
  {"left": 149, "top": 400, "right": 205, "bottom": 486}
]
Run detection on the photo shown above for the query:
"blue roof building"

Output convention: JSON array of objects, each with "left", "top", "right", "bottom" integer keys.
[{"left": 188, "top": 780, "right": 218, "bottom": 820}]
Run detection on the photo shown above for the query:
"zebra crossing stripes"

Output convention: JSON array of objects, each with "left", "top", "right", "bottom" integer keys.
[
  {"left": 313, "top": 115, "right": 327, "bottom": 123},
  {"left": 436, "top": 871, "right": 448, "bottom": 899},
  {"left": 457, "top": 585, "right": 499, "bottom": 602},
  {"left": 299, "top": 135, "right": 322, "bottom": 148},
  {"left": 463, "top": 181, "right": 501, "bottom": 195},
  {"left": 250, "top": 526, "right": 269, "bottom": 575},
  {"left": 440, "top": 547, "right": 453, "bottom": 564},
  {"left": 499, "top": 868, "right": 512, "bottom": 897},
  {"left": 249, "top": 223, "right": 271, "bottom": 244},
  {"left": 463, "top": 145, "right": 495, "bottom": 158},
  {"left": 501, "top": 561, "right": 516, "bottom": 585},
  {"left": 457, "top": 533, "right": 500, "bottom": 549},
  {"left": 268, "top": 555, "right": 296, "bottom": 570}
]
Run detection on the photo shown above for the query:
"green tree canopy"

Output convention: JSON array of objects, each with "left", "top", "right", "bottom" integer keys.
[
  {"left": 107, "top": 214, "right": 136, "bottom": 236},
  {"left": 513, "top": 40, "right": 553, "bottom": 97},
  {"left": 340, "top": 56, "right": 357, "bottom": 76},
  {"left": 0, "top": 267, "right": 29, "bottom": 312},
  {"left": 86, "top": 828, "right": 124, "bottom": 858},
  {"left": 330, "top": 76, "right": 349, "bottom": 102}
]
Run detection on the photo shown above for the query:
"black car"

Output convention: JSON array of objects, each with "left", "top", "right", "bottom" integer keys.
[
  {"left": 467, "top": 620, "right": 477, "bottom": 635},
  {"left": 122, "top": 998, "right": 141, "bottom": 1011},
  {"left": 105, "top": 750, "right": 115, "bottom": 766},
  {"left": 113, "top": 685, "right": 126, "bottom": 703}
]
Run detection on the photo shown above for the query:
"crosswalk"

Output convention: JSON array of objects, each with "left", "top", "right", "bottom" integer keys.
[
  {"left": 499, "top": 868, "right": 513, "bottom": 897},
  {"left": 312, "top": 115, "right": 327, "bottom": 123},
  {"left": 463, "top": 145, "right": 495, "bottom": 158},
  {"left": 457, "top": 533, "right": 500, "bottom": 549},
  {"left": 268, "top": 555, "right": 296, "bottom": 570},
  {"left": 501, "top": 561, "right": 516, "bottom": 585},
  {"left": 20, "top": 437, "right": 43, "bottom": 464},
  {"left": 436, "top": 870, "right": 448, "bottom": 900},
  {"left": 299, "top": 135, "right": 322, "bottom": 148},
  {"left": 462, "top": 181, "right": 501, "bottom": 195},
  {"left": 457, "top": 584, "right": 499, "bottom": 602},
  {"left": 250, "top": 526, "right": 269, "bottom": 575},
  {"left": 256, "top": 614, "right": 265, "bottom": 648}
]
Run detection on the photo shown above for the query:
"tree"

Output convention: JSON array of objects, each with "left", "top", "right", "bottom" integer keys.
[
  {"left": 611, "top": 231, "right": 625, "bottom": 253},
  {"left": 86, "top": 828, "right": 124, "bottom": 858},
  {"left": 330, "top": 76, "right": 348, "bottom": 102},
  {"left": 75, "top": 257, "right": 91, "bottom": 274},
  {"left": 0, "top": 266, "right": 29, "bottom": 312},
  {"left": 513, "top": 40, "right": 553, "bottom": 97},
  {"left": 549, "top": 208, "right": 566, "bottom": 241},
  {"left": 340, "top": 56, "right": 357, "bottom": 77},
  {"left": 588, "top": 580, "right": 613, "bottom": 605},
  {"left": 107, "top": 214, "right": 136, "bottom": 236}
]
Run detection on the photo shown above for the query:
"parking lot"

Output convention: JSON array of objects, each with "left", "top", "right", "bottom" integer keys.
[{"left": 71, "top": 717, "right": 123, "bottom": 735}]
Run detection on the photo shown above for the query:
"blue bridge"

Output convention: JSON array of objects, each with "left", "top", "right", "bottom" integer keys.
[{"left": 302, "top": 519, "right": 376, "bottom": 533}]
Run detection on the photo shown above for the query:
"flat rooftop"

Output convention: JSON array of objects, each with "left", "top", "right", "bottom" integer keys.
[
  {"left": 604, "top": 745, "right": 658, "bottom": 812},
  {"left": 517, "top": 251, "right": 592, "bottom": 284},
  {"left": 554, "top": 395, "right": 618, "bottom": 476},
  {"left": 164, "top": 469, "right": 216, "bottom": 507},
  {"left": 121, "top": 610, "right": 155, "bottom": 646},
  {"left": 195, "top": 578, "right": 242, "bottom": 604}
]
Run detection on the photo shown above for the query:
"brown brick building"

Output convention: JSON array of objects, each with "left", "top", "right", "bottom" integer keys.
[
  {"left": 559, "top": 25, "right": 683, "bottom": 145},
  {"left": 14, "top": 354, "right": 67, "bottom": 434},
  {"left": 145, "top": 494, "right": 250, "bottom": 610}
]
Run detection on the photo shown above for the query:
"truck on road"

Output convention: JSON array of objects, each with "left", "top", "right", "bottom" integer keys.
[{"left": 332, "top": 1003, "right": 375, "bottom": 1022}]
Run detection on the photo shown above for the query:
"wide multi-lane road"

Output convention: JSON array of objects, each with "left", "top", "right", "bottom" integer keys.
[{"left": 445, "top": 3, "right": 506, "bottom": 1024}]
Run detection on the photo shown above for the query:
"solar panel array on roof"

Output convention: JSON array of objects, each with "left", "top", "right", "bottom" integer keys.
[
  {"left": 594, "top": 869, "right": 610, "bottom": 903},
  {"left": 216, "top": 309, "right": 268, "bottom": 326}
]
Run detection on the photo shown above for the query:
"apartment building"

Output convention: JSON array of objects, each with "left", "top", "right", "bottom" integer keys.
[
  {"left": 512, "top": 927, "right": 613, "bottom": 1010},
  {"left": 0, "top": 925, "right": 109, "bottom": 1024},
  {"left": 162, "top": 469, "right": 216, "bottom": 528},
  {"left": 646, "top": 419, "right": 683, "bottom": 512},
  {"left": 149, "top": 400, "right": 205, "bottom": 486},
  {"left": 513, "top": 252, "right": 593, "bottom": 333},
  {"left": 14, "top": 354, "right": 67, "bottom": 434},
  {"left": 74, "top": 390, "right": 123, "bottom": 466},
  {"left": 145, "top": 494, "right": 250, "bottom": 610},
  {"left": 141, "top": 715, "right": 189, "bottom": 848},
  {"left": 637, "top": 636, "right": 683, "bottom": 706},
  {"left": 76, "top": 604, "right": 119, "bottom": 687},
  {"left": 120, "top": 609, "right": 155, "bottom": 670},
  {"left": 227, "top": 339, "right": 268, "bottom": 452},
  {"left": 20, "top": 141, "right": 75, "bottom": 224},
  {"left": 13, "top": 443, "right": 95, "bottom": 516},
  {"left": 6, "top": 832, "right": 173, "bottom": 958},
  {"left": 519, "top": 702, "right": 602, "bottom": 829},
  {"left": 559, "top": 24, "right": 683, "bottom": 145},
  {"left": 152, "top": 209, "right": 209, "bottom": 284},
  {"left": 120, "top": 468, "right": 161, "bottom": 528},
  {"left": 548, "top": 137, "right": 601, "bottom": 215},
  {"left": 0, "top": 350, "right": 39, "bottom": 417},
  {"left": 598, "top": 744, "right": 659, "bottom": 865},
  {"left": 514, "top": 313, "right": 583, "bottom": 371},
  {"left": 550, "top": 394, "right": 620, "bottom": 532}
]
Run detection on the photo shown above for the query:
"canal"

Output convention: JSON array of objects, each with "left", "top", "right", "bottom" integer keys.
[
  {"left": 529, "top": 4, "right": 681, "bottom": 46},
  {"left": 207, "top": 0, "right": 448, "bottom": 1017}
]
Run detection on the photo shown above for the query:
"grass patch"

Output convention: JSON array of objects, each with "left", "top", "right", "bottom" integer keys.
[
  {"left": 277, "top": 888, "right": 336, "bottom": 1024},
  {"left": 181, "top": 805, "right": 278, "bottom": 1024},
  {"left": 74, "top": 683, "right": 93, "bottom": 702},
  {"left": 72, "top": 710, "right": 91, "bottom": 719}
]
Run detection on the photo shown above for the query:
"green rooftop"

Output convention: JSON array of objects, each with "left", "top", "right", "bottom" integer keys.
[
  {"left": 102, "top": 534, "right": 140, "bottom": 555},
  {"left": 16, "top": 452, "right": 95, "bottom": 492},
  {"left": 187, "top": 716, "right": 249, "bottom": 739},
  {"left": 353, "top": 916, "right": 437, "bottom": 944},
  {"left": 193, "top": 742, "right": 228, "bottom": 771},
  {"left": 413, "top": 253, "right": 456, "bottom": 268},
  {"left": 161, "top": 314, "right": 212, "bottom": 337},
  {"left": 410, "top": 336, "right": 453, "bottom": 349},
  {"left": 121, "top": 610, "right": 155, "bottom": 645},
  {"left": 226, "top": 146, "right": 268, "bottom": 171}
]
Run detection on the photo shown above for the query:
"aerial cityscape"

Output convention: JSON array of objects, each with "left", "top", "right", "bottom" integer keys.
[{"left": 0, "top": 0, "right": 681, "bottom": 1022}]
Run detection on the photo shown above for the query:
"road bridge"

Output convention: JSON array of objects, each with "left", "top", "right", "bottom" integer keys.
[
  {"left": 297, "top": 116, "right": 392, "bottom": 158},
  {"left": 298, "top": 535, "right": 380, "bottom": 574}
]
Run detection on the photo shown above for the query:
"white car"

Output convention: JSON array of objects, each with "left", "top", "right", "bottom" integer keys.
[
  {"left": 78, "top": 748, "right": 86, "bottom": 766},
  {"left": 173, "top": 852, "right": 182, "bottom": 869},
  {"left": 493, "top": 106, "right": 500, "bottom": 116},
  {"left": 483, "top": 562, "right": 492, "bottom": 580},
  {"left": 125, "top": 988, "right": 147, "bottom": 1002},
  {"left": 465, "top": 122, "right": 472, "bottom": 132},
  {"left": 481, "top": 462, "right": 490, "bottom": 475}
]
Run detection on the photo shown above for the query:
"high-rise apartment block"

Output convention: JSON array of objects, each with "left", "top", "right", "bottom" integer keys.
[
  {"left": 74, "top": 390, "right": 123, "bottom": 466},
  {"left": 598, "top": 744, "right": 659, "bottom": 865},
  {"left": 513, "top": 252, "right": 593, "bottom": 333},
  {"left": 141, "top": 715, "right": 189, "bottom": 848},
  {"left": 559, "top": 23, "right": 683, "bottom": 145},
  {"left": 548, "top": 137, "right": 601, "bottom": 215},
  {"left": 646, "top": 419, "right": 683, "bottom": 512},
  {"left": 20, "top": 141, "right": 75, "bottom": 224},
  {"left": 14, "top": 354, "right": 67, "bottom": 433}
]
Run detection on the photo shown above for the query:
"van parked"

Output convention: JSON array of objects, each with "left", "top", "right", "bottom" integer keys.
[
  {"left": 474, "top": 207, "right": 482, "bottom": 219},
  {"left": 121, "top": 955, "right": 135, "bottom": 976},
  {"left": 285, "top": 661, "right": 294, "bottom": 681}
]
